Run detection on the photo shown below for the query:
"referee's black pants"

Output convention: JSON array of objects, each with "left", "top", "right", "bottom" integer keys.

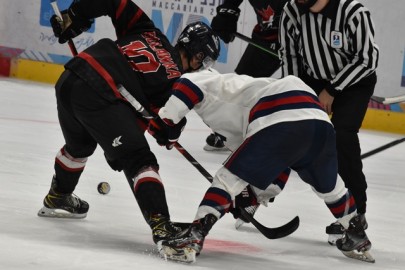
[{"left": 302, "top": 72, "right": 377, "bottom": 214}]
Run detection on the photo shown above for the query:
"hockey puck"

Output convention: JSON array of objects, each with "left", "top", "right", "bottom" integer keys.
[{"left": 97, "top": 182, "right": 110, "bottom": 195}]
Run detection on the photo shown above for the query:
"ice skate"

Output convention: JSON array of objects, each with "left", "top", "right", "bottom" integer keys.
[
  {"left": 203, "top": 133, "right": 229, "bottom": 151},
  {"left": 37, "top": 176, "right": 89, "bottom": 219},
  {"left": 327, "top": 213, "right": 368, "bottom": 245},
  {"left": 158, "top": 223, "right": 204, "bottom": 263},
  {"left": 157, "top": 241, "right": 197, "bottom": 263},
  {"left": 235, "top": 204, "right": 260, "bottom": 229},
  {"left": 336, "top": 215, "right": 375, "bottom": 263},
  {"left": 150, "top": 214, "right": 189, "bottom": 244},
  {"left": 158, "top": 214, "right": 217, "bottom": 263}
]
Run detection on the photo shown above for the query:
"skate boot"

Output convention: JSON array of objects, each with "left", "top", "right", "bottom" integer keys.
[
  {"left": 203, "top": 133, "right": 229, "bottom": 151},
  {"left": 158, "top": 214, "right": 218, "bottom": 263},
  {"left": 326, "top": 213, "right": 368, "bottom": 245},
  {"left": 336, "top": 215, "right": 375, "bottom": 263},
  {"left": 149, "top": 214, "right": 188, "bottom": 244},
  {"left": 358, "top": 213, "right": 368, "bottom": 230},
  {"left": 37, "top": 176, "right": 89, "bottom": 219}
]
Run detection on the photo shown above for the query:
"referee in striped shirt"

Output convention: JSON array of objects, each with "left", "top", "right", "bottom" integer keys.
[{"left": 279, "top": 0, "right": 379, "bottom": 244}]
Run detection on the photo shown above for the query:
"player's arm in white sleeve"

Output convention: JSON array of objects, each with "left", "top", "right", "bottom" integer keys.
[{"left": 158, "top": 77, "right": 205, "bottom": 124}]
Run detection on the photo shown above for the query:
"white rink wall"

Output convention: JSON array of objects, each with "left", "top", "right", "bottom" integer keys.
[{"left": 0, "top": 0, "right": 404, "bottom": 97}]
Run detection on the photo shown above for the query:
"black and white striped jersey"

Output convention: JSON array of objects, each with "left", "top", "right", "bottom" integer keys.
[{"left": 279, "top": 0, "right": 379, "bottom": 94}]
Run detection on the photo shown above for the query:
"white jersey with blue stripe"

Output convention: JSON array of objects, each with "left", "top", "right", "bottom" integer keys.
[{"left": 158, "top": 68, "right": 331, "bottom": 151}]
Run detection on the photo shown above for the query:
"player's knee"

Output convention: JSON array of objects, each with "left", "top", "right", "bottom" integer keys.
[
  {"left": 110, "top": 149, "right": 158, "bottom": 178},
  {"left": 212, "top": 167, "right": 248, "bottom": 200},
  {"left": 65, "top": 143, "right": 97, "bottom": 158}
]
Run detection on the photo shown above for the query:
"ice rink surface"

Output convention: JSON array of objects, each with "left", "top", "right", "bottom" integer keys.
[{"left": 1, "top": 77, "right": 404, "bottom": 270}]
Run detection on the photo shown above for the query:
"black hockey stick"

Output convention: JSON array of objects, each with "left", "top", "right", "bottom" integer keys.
[
  {"left": 172, "top": 143, "right": 213, "bottom": 182},
  {"left": 361, "top": 137, "right": 405, "bottom": 159},
  {"left": 371, "top": 94, "right": 405, "bottom": 105},
  {"left": 119, "top": 87, "right": 299, "bottom": 239},
  {"left": 234, "top": 32, "right": 279, "bottom": 58}
]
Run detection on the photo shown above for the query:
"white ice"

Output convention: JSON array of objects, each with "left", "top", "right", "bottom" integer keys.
[{"left": 1, "top": 77, "right": 404, "bottom": 270}]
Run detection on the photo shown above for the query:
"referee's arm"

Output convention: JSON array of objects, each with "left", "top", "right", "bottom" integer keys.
[
  {"left": 278, "top": 6, "right": 301, "bottom": 78},
  {"left": 331, "top": 9, "right": 379, "bottom": 92}
]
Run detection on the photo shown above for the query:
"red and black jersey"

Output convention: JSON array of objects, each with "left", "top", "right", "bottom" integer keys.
[{"left": 64, "top": 0, "right": 183, "bottom": 109}]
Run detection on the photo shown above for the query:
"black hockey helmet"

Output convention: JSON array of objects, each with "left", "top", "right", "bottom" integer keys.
[{"left": 177, "top": 21, "right": 220, "bottom": 69}]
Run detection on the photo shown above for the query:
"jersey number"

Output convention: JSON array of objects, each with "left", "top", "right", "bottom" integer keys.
[{"left": 121, "top": 41, "right": 161, "bottom": 73}]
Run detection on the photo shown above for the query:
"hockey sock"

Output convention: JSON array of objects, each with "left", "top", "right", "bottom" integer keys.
[
  {"left": 54, "top": 147, "right": 87, "bottom": 193},
  {"left": 132, "top": 166, "right": 170, "bottom": 223},
  {"left": 194, "top": 186, "right": 232, "bottom": 220}
]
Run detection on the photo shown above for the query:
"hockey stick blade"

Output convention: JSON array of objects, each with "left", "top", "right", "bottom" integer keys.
[
  {"left": 371, "top": 94, "right": 405, "bottom": 104},
  {"left": 240, "top": 209, "right": 299, "bottom": 239}
]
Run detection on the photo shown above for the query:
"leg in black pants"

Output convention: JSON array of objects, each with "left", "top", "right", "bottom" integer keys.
[{"left": 331, "top": 73, "right": 376, "bottom": 214}]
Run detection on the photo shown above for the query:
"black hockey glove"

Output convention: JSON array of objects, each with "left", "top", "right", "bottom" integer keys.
[
  {"left": 210, "top": 4, "right": 240, "bottom": 43},
  {"left": 229, "top": 185, "right": 259, "bottom": 222},
  {"left": 148, "top": 117, "right": 187, "bottom": 150},
  {"left": 50, "top": 8, "right": 94, "bottom": 44}
]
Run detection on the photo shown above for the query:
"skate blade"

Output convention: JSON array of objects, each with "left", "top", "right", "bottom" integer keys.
[
  {"left": 37, "top": 206, "right": 87, "bottom": 219},
  {"left": 203, "top": 144, "right": 230, "bottom": 152},
  {"left": 235, "top": 218, "right": 245, "bottom": 230},
  {"left": 341, "top": 250, "right": 375, "bottom": 263},
  {"left": 157, "top": 242, "right": 196, "bottom": 263}
]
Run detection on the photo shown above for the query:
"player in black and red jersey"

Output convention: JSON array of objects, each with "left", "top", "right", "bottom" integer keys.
[{"left": 37, "top": 0, "right": 220, "bottom": 245}]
